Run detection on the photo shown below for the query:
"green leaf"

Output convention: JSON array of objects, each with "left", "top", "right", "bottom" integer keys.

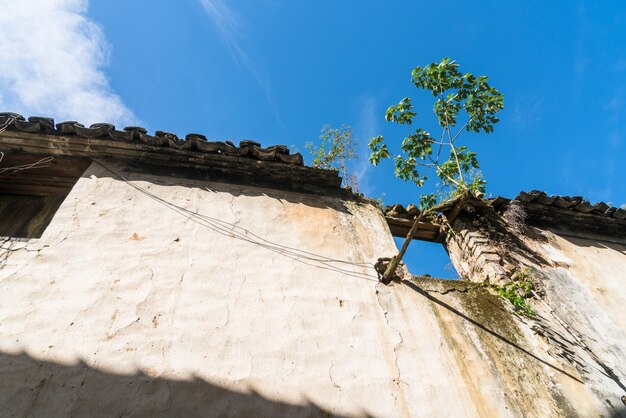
[
  {"left": 386, "top": 97, "right": 416, "bottom": 125},
  {"left": 368, "top": 57, "right": 503, "bottom": 200}
]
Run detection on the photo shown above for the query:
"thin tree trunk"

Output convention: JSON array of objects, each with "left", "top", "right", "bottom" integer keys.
[
  {"left": 380, "top": 192, "right": 469, "bottom": 284},
  {"left": 381, "top": 210, "right": 430, "bottom": 284}
]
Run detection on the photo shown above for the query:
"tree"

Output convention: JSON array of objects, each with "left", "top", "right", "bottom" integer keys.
[
  {"left": 369, "top": 58, "right": 504, "bottom": 283},
  {"left": 306, "top": 124, "right": 359, "bottom": 191}
]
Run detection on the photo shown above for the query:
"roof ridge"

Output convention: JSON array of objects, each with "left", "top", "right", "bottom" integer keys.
[
  {"left": 0, "top": 112, "right": 303, "bottom": 166},
  {"left": 514, "top": 190, "right": 626, "bottom": 220}
]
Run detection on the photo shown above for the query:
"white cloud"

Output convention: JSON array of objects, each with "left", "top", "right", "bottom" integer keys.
[
  {"left": 199, "top": 0, "right": 248, "bottom": 68},
  {"left": 199, "top": 0, "right": 286, "bottom": 134},
  {"left": 0, "top": 0, "right": 135, "bottom": 126}
]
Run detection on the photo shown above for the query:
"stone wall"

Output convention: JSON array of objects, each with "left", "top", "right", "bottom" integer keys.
[
  {"left": 1, "top": 161, "right": 625, "bottom": 417},
  {"left": 444, "top": 203, "right": 626, "bottom": 416},
  {"left": 443, "top": 216, "right": 509, "bottom": 284}
]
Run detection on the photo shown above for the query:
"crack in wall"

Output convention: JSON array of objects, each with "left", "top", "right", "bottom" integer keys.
[
  {"left": 213, "top": 305, "right": 231, "bottom": 330},
  {"left": 22, "top": 377, "right": 47, "bottom": 417},
  {"left": 0, "top": 237, "right": 47, "bottom": 273},
  {"left": 236, "top": 274, "right": 247, "bottom": 295},
  {"left": 374, "top": 284, "right": 404, "bottom": 386},
  {"left": 328, "top": 361, "right": 342, "bottom": 390},
  {"left": 169, "top": 256, "right": 196, "bottom": 327},
  {"left": 54, "top": 203, "right": 82, "bottom": 247},
  {"left": 106, "top": 317, "right": 141, "bottom": 341},
  {"left": 227, "top": 194, "right": 241, "bottom": 228},
  {"left": 179, "top": 257, "right": 195, "bottom": 284}
]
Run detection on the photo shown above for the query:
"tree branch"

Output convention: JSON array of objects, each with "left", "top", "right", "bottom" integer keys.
[
  {"left": 450, "top": 147, "right": 464, "bottom": 183},
  {"left": 446, "top": 127, "right": 465, "bottom": 185},
  {"left": 451, "top": 118, "right": 472, "bottom": 144},
  {"left": 425, "top": 153, "right": 461, "bottom": 187},
  {"left": 381, "top": 196, "right": 464, "bottom": 284}
]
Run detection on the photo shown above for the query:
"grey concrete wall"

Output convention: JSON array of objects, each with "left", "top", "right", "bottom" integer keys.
[{"left": 0, "top": 161, "right": 624, "bottom": 417}]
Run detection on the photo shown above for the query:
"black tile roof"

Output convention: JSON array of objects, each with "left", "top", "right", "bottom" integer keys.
[
  {"left": 0, "top": 112, "right": 304, "bottom": 166},
  {"left": 383, "top": 190, "right": 626, "bottom": 241},
  {"left": 513, "top": 190, "right": 626, "bottom": 220}
]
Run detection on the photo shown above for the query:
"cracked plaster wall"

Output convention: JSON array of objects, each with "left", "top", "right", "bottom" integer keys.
[
  {"left": 444, "top": 210, "right": 626, "bottom": 416},
  {"left": 1, "top": 160, "right": 625, "bottom": 417},
  {"left": 531, "top": 228, "right": 626, "bottom": 411}
]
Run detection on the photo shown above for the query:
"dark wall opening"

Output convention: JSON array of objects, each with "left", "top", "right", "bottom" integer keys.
[{"left": 0, "top": 153, "right": 91, "bottom": 238}]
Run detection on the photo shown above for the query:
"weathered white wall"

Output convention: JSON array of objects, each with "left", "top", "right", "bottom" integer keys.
[
  {"left": 536, "top": 229, "right": 626, "bottom": 333},
  {"left": 533, "top": 228, "right": 626, "bottom": 411},
  {"left": 0, "top": 161, "right": 624, "bottom": 417},
  {"left": 444, "top": 209, "right": 626, "bottom": 417}
]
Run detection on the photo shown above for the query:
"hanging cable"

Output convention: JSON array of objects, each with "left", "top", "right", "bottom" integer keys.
[{"left": 93, "top": 160, "right": 379, "bottom": 282}]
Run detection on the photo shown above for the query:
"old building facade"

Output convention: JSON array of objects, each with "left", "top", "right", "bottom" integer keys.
[{"left": 1, "top": 113, "right": 625, "bottom": 417}]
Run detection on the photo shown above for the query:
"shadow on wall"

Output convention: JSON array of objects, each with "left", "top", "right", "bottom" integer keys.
[
  {"left": 401, "top": 279, "right": 583, "bottom": 384},
  {"left": 402, "top": 278, "right": 626, "bottom": 417},
  {"left": 0, "top": 351, "right": 352, "bottom": 418},
  {"left": 556, "top": 230, "right": 626, "bottom": 251},
  {"left": 90, "top": 159, "right": 359, "bottom": 214}
]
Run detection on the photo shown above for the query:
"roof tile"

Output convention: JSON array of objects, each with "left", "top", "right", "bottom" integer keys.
[
  {"left": 0, "top": 112, "right": 304, "bottom": 166},
  {"left": 515, "top": 190, "right": 624, "bottom": 220}
]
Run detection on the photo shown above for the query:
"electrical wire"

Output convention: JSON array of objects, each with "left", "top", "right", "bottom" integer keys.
[
  {"left": 0, "top": 117, "right": 55, "bottom": 178},
  {"left": 93, "top": 160, "right": 379, "bottom": 282},
  {"left": 0, "top": 156, "right": 54, "bottom": 179}
]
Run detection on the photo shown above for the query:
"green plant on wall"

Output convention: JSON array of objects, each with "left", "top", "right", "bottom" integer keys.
[
  {"left": 306, "top": 124, "right": 358, "bottom": 191},
  {"left": 487, "top": 280, "right": 536, "bottom": 317},
  {"left": 483, "top": 269, "right": 536, "bottom": 317},
  {"left": 369, "top": 58, "right": 504, "bottom": 283}
]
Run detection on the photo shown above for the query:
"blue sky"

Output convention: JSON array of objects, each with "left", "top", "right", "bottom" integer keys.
[{"left": 1, "top": 1, "right": 625, "bottom": 278}]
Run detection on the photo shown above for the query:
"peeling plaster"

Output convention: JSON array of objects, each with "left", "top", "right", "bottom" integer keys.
[{"left": 1, "top": 161, "right": 625, "bottom": 417}]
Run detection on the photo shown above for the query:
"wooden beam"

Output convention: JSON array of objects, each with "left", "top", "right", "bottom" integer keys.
[
  {"left": 385, "top": 216, "right": 443, "bottom": 243},
  {"left": 521, "top": 202, "right": 626, "bottom": 243},
  {"left": 0, "top": 132, "right": 343, "bottom": 194}
]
